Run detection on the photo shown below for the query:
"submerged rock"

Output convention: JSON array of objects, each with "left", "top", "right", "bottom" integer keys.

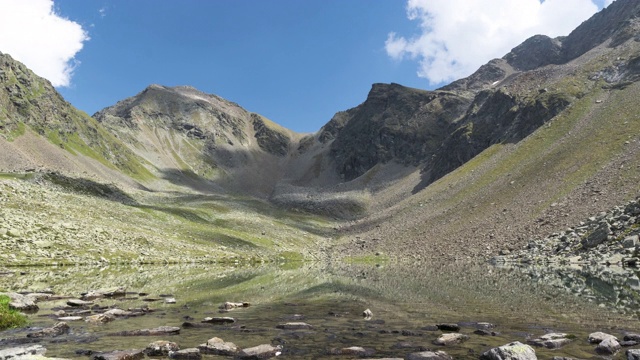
[
  {"left": 480, "top": 341, "right": 537, "bottom": 360},
  {"left": 436, "top": 324, "right": 460, "bottom": 331},
  {"left": 202, "top": 316, "right": 236, "bottom": 324},
  {"left": 329, "top": 346, "right": 375, "bottom": 357},
  {"left": 67, "top": 299, "right": 93, "bottom": 307}
]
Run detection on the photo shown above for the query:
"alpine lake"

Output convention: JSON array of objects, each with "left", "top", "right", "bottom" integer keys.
[{"left": 1, "top": 259, "right": 640, "bottom": 359}]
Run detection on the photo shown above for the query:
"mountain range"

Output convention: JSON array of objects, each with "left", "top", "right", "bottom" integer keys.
[{"left": 1, "top": 0, "right": 640, "bottom": 264}]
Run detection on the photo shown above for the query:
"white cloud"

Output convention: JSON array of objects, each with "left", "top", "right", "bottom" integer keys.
[
  {"left": 386, "top": 0, "right": 601, "bottom": 85},
  {"left": 0, "top": 0, "right": 89, "bottom": 87}
]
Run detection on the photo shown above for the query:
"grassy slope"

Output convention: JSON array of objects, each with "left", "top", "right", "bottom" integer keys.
[{"left": 337, "top": 44, "right": 640, "bottom": 260}]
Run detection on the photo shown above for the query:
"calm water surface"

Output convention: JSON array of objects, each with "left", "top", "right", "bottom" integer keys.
[{"left": 1, "top": 260, "right": 638, "bottom": 359}]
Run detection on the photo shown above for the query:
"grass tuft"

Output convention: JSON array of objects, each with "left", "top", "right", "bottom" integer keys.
[{"left": 0, "top": 295, "right": 28, "bottom": 330}]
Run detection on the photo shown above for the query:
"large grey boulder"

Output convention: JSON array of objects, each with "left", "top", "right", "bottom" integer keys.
[
  {"left": 406, "top": 350, "right": 452, "bottom": 360},
  {"left": 480, "top": 341, "right": 537, "bottom": 360},
  {"left": 582, "top": 222, "right": 611, "bottom": 248},
  {"left": 1, "top": 292, "right": 39, "bottom": 311}
]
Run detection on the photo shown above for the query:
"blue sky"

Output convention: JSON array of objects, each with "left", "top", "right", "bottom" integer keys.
[{"left": 0, "top": 0, "right": 612, "bottom": 133}]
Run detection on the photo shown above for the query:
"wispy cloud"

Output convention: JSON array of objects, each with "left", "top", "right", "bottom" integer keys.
[
  {"left": 386, "top": 0, "right": 602, "bottom": 85},
  {"left": 99, "top": 7, "right": 107, "bottom": 18},
  {"left": 0, "top": 0, "right": 89, "bottom": 87}
]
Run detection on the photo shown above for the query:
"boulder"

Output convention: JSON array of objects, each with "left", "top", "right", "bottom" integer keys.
[
  {"left": 480, "top": 341, "right": 537, "bottom": 360},
  {"left": 235, "top": 344, "right": 282, "bottom": 359},
  {"left": 433, "top": 333, "right": 469, "bottom": 345},
  {"left": 144, "top": 341, "right": 180, "bottom": 356},
  {"left": 2, "top": 292, "right": 39, "bottom": 311},
  {"left": 197, "top": 337, "right": 238, "bottom": 356},
  {"left": 627, "top": 348, "right": 640, "bottom": 360},
  {"left": 406, "top": 351, "right": 453, "bottom": 360},
  {"left": 582, "top": 222, "right": 611, "bottom": 248},
  {"left": 588, "top": 331, "right": 618, "bottom": 343},
  {"left": 595, "top": 337, "right": 621, "bottom": 355},
  {"left": 85, "top": 314, "right": 115, "bottom": 324}
]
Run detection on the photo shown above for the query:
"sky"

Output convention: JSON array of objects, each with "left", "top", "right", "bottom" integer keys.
[{"left": 0, "top": 0, "right": 615, "bottom": 133}]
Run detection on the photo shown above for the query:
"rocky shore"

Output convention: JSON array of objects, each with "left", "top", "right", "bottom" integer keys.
[
  {"left": 2, "top": 286, "right": 640, "bottom": 360},
  {"left": 493, "top": 196, "right": 640, "bottom": 266}
]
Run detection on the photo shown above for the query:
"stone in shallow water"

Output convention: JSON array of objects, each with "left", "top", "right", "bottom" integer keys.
[
  {"left": 329, "top": 346, "right": 375, "bottom": 357},
  {"left": 596, "top": 337, "right": 621, "bottom": 355},
  {"left": 168, "top": 348, "right": 201, "bottom": 360},
  {"left": 85, "top": 314, "right": 115, "bottom": 324},
  {"left": 275, "top": 322, "right": 312, "bottom": 330},
  {"left": 528, "top": 333, "right": 573, "bottom": 349},
  {"left": 197, "top": 337, "right": 238, "bottom": 356},
  {"left": 2, "top": 292, "right": 39, "bottom": 311},
  {"left": 436, "top": 323, "right": 460, "bottom": 331},
  {"left": 92, "top": 349, "right": 144, "bottom": 360},
  {"left": 406, "top": 350, "right": 453, "bottom": 360},
  {"left": 588, "top": 331, "right": 618, "bottom": 344},
  {"left": 111, "top": 326, "right": 180, "bottom": 336},
  {"left": 236, "top": 344, "right": 282, "bottom": 359},
  {"left": 0, "top": 345, "right": 46, "bottom": 360},
  {"left": 27, "top": 322, "right": 70, "bottom": 338},
  {"left": 627, "top": 348, "right": 640, "bottom": 360},
  {"left": 219, "top": 301, "right": 250, "bottom": 310},
  {"left": 433, "top": 333, "right": 469, "bottom": 346},
  {"left": 67, "top": 299, "right": 93, "bottom": 307},
  {"left": 480, "top": 341, "right": 537, "bottom": 360},
  {"left": 201, "top": 316, "right": 236, "bottom": 324},
  {"left": 144, "top": 340, "right": 179, "bottom": 356}
]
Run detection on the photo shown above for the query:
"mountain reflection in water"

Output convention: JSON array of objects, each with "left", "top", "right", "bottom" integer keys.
[{"left": 0, "top": 261, "right": 637, "bottom": 359}]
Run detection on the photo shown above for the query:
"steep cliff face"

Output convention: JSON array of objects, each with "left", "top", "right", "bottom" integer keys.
[{"left": 322, "top": 83, "right": 471, "bottom": 181}]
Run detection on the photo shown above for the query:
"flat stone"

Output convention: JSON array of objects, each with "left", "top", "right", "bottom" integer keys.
[
  {"left": 86, "top": 314, "right": 115, "bottom": 324},
  {"left": 275, "top": 322, "right": 312, "bottom": 330},
  {"left": 480, "top": 341, "right": 537, "bottom": 360},
  {"left": 624, "top": 333, "right": 640, "bottom": 342},
  {"left": 219, "top": 301, "right": 250, "bottom": 310},
  {"left": 236, "top": 344, "right": 282, "bottom": 359},
  {"left": 0, "top": 345, "right": 46, "bottom": 360},
  {"left": 202, "top": 316, "right": 236, "bottom": 324},
  {"left": 168, "top": 348, "right": 201, "bottom": 360},
  {"left": 165, "top": 297, "right": 177, "bottom": 304},
  {"left": 93, "top": 350, "right": 145, "bottom": 360},
  {"left": 330, "top": 346, "right": 375, "bottom": 357},
  {"left": 433, "top": 333, "right": 469, "bottom": 346},
  {"left": 67, "top": 299, "right": 93, "bottom": 307},
  {"left": 406, "top": 351, "right": 453, "bottom": 360},
  {"left": 528, "top": 333, "right": 573, "bottom": 349},
  {"left": 57, "top": 316, "right": 83, "bottom": 321},
  {"left": 111, "top": 326, "right": 180, "bottom": 336}
]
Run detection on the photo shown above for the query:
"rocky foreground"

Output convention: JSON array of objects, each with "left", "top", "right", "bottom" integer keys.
[{"left": 2, "top": 286, "right": 640, "bottom": 360}]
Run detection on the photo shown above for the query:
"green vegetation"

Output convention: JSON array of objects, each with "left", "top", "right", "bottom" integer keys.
[{"left": 0, "top": 295, "right": 28, "bottom": 330}]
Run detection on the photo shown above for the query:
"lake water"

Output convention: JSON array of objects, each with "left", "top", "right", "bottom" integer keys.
[{"left": 1, "top": 260, "right": 639, "bottom": 359}]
